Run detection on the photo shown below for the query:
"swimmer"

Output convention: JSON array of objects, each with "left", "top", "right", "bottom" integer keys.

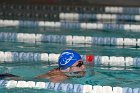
[
  {"left": 35, "top": 50, "right": 86, "bottom": 82},
  {"left": 0, "top": 50, "right": 86, "bottom": 82}
]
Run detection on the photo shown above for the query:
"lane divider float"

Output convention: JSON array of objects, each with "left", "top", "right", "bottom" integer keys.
[
  {"left": 0, "top": 32, "right": 139, "bottom": 46},
  {"left": 0, "top": 51, "right": 139, "bottom": 67},
  {"left": 60, "top": 13, "right": 140, "bottom": 21},
  {"left": 0, "top": 80, "right": 139, "bottom": 93},
  {"left": 1, "top": 20, "right": 140, "bottom": 31}
]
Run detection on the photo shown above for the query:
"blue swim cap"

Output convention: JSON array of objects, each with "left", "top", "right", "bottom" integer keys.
[{"left": 58, "top": 50, "right": 81, "bottom": 70}]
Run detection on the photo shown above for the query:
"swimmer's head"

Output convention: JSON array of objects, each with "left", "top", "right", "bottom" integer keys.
[{"left": 58, "top": 50, "right": 82, "bottom": 70}]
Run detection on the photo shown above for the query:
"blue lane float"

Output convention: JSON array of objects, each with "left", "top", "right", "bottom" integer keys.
[
  {"left": 1, "top": 19, "right": 140, "bottom": 31},
  {"left": 105, "top": 6, "right": 140, "bottom": 14},
  {"left": 19, "top": 21, "right": 39, "bottom": 27},
  {"left": 60, "top": 13, "right": 140, "bottom": 22},
  {"left": 0, "top": 51, "right": 140, "bottom": 67},
  {"left": 0, "top": 32, "right": 139, "bottom": 46},
  {"left": 0, "top": 80, "right": 139, "bottom": 93}
]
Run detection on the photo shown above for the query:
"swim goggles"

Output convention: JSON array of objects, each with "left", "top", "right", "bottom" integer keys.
[
  {"left": 64, "top": 61, "right": 85, "bottom": 77},
  {"left": 59, "top": 61, "right": 84, "bottom": 70},
  {"left": 70, "top": 61, "right": 84, "bottom": 68}
]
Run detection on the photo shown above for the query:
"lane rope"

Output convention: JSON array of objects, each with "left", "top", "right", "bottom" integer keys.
[
  {"left": 0, "top": 51, "right": 139, "bottom": 67},
  {"left": 0, "top": 32, "right": 139, "bottom": 46},
  {"left": 1, "top": 20, "right": 140, "bottom": 31},
  {"left": 0, "top": 80, "right": 139, "bottom": 93}
]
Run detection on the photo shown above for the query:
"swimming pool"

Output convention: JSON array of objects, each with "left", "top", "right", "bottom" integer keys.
[
  {"left": 0, "top": 27, "right": 139, "bottom": 93},
  {"left": 0, "top": 4, "right": 140, "bottom": 93}
]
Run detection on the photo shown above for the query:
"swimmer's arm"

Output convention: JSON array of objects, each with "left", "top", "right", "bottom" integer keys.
[
  {"left": 35, "top": 73, "right": 68, "bottom": 83},
  {"left": 34, "top": 73, "right": 50, "bottom": 79},
  {"left": 35, "top": 69, "right": 68, "bottom": 82},
  {"left": 0, "top": 73, "right": 50, "bottom": 80},
  {"left": 34, "top": 68, "right": 60, "bottom": 79},
  {"left": 0, "top": 72, "right": 68, "bottom": 83},
  {"left": 0, "top": 73, "right": 20, "bottom": 80}
]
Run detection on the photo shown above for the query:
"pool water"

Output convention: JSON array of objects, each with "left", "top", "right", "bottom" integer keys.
[
  {"left": 0, "top": 26, "right": 140, "bottom": 92},
  {"left": 0, "top": 63, "right": 140, "bottom": 92}
]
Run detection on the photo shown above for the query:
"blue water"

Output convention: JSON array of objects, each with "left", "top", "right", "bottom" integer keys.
[{"left": 0, "top": 64, "right": 140, "bottom": 93}]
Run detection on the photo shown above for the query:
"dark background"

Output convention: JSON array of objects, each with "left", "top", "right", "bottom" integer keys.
[{"left": 0, "top": 0, "right": 140, "bottom": 6}]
